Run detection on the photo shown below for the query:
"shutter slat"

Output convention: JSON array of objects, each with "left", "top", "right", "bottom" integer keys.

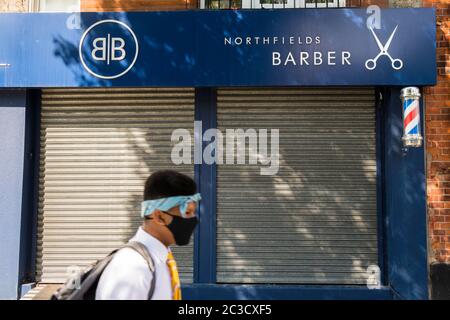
[
  {"left": 37, "top": 88, "right": 195, "bottom": 284},
  {"left": 216, "top": 87, "right": 378, "bottom": 285}
]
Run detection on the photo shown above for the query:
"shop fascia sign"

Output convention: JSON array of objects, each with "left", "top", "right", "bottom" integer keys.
[{"left": 0, "top": 8, "right": 436, "bottom": 87}]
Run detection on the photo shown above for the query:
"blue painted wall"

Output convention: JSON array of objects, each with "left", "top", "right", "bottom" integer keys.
[
  {"left": 383, "top": 87, "right": 428, "bottom": 299},
  {"left": 194, "top": 88, "right": 217, "bottom": 284},
  {"left": 183, "top": 284, "right": 393, "bottom": 300},
  {"left": 0, "top": 90, "right": 27, "bottom": 299}
]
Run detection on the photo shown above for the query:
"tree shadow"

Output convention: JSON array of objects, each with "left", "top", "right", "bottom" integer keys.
[
  {"left": 215, "top": 87, "right": 378, "bottom": 285},
  {"left": 40, "top": 6, "right": 200, "bottom": 283},
  {"left": 43, "top": 7, "right": 380, "bottom": 288}
]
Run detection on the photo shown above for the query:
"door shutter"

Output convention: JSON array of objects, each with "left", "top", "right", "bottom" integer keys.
[
  {"left": 216, "top": 87, "right": 378, "bottom": 284},
  {"left": 37, "top": 88, "right": 195, "bottom": 283}
]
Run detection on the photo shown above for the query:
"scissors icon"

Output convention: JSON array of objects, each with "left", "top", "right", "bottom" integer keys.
[{"left": 365, "top": 25, "right": 403, "bottom": 71}]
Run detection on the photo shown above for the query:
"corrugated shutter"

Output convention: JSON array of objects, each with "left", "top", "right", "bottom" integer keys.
[
  {"left": 216, "top": 87, "right": 378, "bottom": 284},
  {"left": 37, "top": 88, "right": 195, "bottom": 284}
]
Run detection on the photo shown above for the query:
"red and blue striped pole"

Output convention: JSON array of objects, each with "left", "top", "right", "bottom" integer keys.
[{"left": 400, "top": 87, "right": 423, "bottom": 148}]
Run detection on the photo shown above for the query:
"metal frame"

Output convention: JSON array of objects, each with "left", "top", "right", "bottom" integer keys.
[
  {"left": 375, "top": 87, "right": 387, "bottom": 286},
  {"left": 18, "top": 90, "right": 41, "bottom": 296},
  {"left": 183, "top": 283, "right": 393, "bottom": 299},
  {"left": 29, "top": 0, "right": 353, "bottom": 11},
  {"left": 188, "top": 86, "right": 392, "bottom": 298},
  {"left": 202, "top": 0, "right": 351, "bottom": 9},
  {"left": 380, "top": 86, "right": 428, "bottom": 300},
  {"left": 185, "top": 85, "right": 429, "bottom": 299},
  {"left": 10, "top": 85, "right": 430, "bottom": 300},
  {"left": 194, "top": 88, "right": 218, "bottom": 284}
]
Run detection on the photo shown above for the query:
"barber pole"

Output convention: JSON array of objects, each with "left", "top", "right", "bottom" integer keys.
[{"left": 400, "top": 87, "right": 423, "bottom": 148}]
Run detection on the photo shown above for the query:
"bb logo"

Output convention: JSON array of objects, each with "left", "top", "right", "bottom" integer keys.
[{"left": 79, "top": 20, "right": 139, "bottom": 79}]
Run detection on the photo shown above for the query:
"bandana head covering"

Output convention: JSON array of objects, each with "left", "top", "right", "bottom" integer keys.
[{"left": 141, "top": 193, "right": 201, "bottom": 218}]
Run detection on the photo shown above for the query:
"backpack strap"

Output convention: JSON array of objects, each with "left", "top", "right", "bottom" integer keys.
[{"left": 124, "top": 241, "right": 157, "bottom": 300}]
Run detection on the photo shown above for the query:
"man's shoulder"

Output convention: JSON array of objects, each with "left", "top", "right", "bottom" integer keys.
[
  {"left": 95, "top": 244, "right": 153, "bottom": 300},
  {"left": 110, "top": 244, "right": 150, "bottom": 267}
]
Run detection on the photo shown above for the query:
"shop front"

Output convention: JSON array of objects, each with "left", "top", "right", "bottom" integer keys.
[{"left": 0, "top": 8, "right": 436, "bottom": 299}]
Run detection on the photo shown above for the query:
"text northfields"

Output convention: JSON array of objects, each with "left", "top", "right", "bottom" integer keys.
[{"left": 224, "top": 36, "right": 352, "bottom": 66}]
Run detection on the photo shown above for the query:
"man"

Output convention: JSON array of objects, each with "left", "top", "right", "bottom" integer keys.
[{"left": 95, "top": 170, "right": 201, "bottom": 300}]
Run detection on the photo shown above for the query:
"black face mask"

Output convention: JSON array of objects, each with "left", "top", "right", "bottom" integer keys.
[{"left": 162, "top": 211, "right": 198, "bottom": 246}]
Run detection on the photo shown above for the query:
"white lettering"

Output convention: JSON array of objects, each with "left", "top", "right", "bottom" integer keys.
[
  {"left": 284, "top": 52, "right": 296, "bottom": 66},
  {"left": 171, "top": 129, "right": 192, "bottom": 165},
  {"left": 92, "top": 38, "right": 106, "bottom": 61},
  {"left": 328, "top": 51, "right": 336, "bottom": 65},
  {"left": 111, "top": 37, "right": 126, "bottom": 61},
  {"left": 272, "top": 52, "right": 281, "bottom": 66},
  {"left": 314, "top": 51, "right": 322, "bottom": 65},
  {"left": 342, "top": 51, "right": 351, "bottom": 65},
  {"left": 300, "top": 52, "right": 309, "bottom": 65},
  {"left": 203, "top": 128, "right": 223, "bottom": 165}
]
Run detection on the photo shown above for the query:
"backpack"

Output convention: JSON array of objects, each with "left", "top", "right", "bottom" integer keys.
[{"left": 51, "top": 241, "right": 156, "bottom": 300}]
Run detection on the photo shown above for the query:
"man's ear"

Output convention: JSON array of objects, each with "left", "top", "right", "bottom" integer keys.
[{"left": 152, "top": 210, "right": 168, "bottom": 226}]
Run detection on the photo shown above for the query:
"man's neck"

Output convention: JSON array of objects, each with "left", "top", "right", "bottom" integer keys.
[{"left": 142, "top": 224, "right": 170, "bottom": 248}]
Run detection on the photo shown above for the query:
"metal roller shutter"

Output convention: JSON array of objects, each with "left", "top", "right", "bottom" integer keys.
[
  {"left": 217, "top": 87, "right": 378, "bottom": 285},
  {"left": 37, "top": 88, "right": 195, "bottom": 284}
]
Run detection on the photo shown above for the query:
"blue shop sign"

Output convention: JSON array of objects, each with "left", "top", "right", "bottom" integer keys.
[{"left": 0, "top": 8, "right": 436, "bottom": 87}]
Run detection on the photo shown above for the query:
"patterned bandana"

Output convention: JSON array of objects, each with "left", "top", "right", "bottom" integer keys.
[{"left": 141, "top": 193, "right": 201, "bottom": 218}]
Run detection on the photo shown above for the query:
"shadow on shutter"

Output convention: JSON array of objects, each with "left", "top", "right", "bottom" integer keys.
[
  {"left": 216, "top": 87, "right": 378, "bottom": 285},
  {"left": 37, "top": 88, "right": 195, "bottom": 284}
]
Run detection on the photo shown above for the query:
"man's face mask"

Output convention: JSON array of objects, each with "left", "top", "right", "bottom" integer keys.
[
  {"left": 141, "top": 193, "right": 201, "bottom": 246},
  {"left": 161, "top": 211, "right": 198, "bottom": 246}
]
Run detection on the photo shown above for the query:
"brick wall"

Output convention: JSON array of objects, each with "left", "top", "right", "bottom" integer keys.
[
  {"left": 0, "top": 0, "right": 27, "bottom": 11},
  {"left": 80, "top": 0, "right": 198, "bottom": 11},
  {"left": 423, "top": 0, "right": 450, "bottom": 264}
]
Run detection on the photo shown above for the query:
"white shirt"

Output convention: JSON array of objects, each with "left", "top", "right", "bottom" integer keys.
[{"left": 95, "top": 227, "right": 173, "bottom": 300}]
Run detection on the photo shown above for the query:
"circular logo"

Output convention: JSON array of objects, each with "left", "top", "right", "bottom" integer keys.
[{"left": 79, "top": 20, "right": 139, "bottom": 80}]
